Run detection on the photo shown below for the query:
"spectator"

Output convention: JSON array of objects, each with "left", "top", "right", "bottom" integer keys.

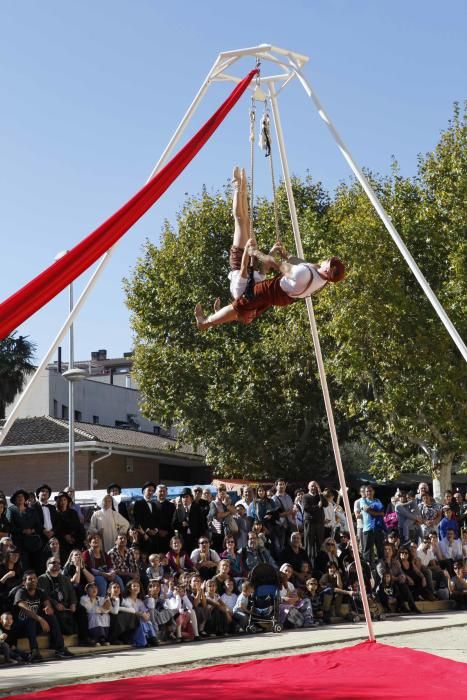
[
  {"left": 82, "top": 533, "right": 124, "bottom": 597},
  {"left": 54, "top": 491, "right": 85, "bottom": 563},
  {"left": 212, "top": 559, "right": 232, "bottom": 594},
  {"left": 376, "top": 542, "right": 420, "bottom": 613},
  {"left": 152, "top": 484, "right": 176, "bottom": 554},
  {"left": 293, "top": 488, "right": 305, "bottom": 532},
  {"left": 220, "top": 578, "right": 238, "bottom": 618},
  {"left": 63, "top": 487, "right": 85, "bottom": 525},
  {"left": 14, "top": 570, "right": 73, "bottom": 660},
  {"left": 453, "top": 492, "right": 467, "bottom": 529},
  {"left": 7, "top": 489, "right": 43, "bottom": 571},
  {"left": 132, "top": 482, "right": 158, "bottom": 554},
  {"left": 145, "top": 578, "right": 176, "bottom": 641},
  {"left": 203, "top": 578, "right": 230, "bottom": 636},
  {"left": 398, "top": 547, "right": 432, "bottom": 603},
  {"left": 439, "top": 507, "right": 459, "bottom": 540},
  {"left": 304, "top": 577, "right": 325, "bottom": 623},
  {"left": 106, "top": 483, "right": 131, "bottom": 522},
  {"left": 236, "top": 485, "right": 256, "bottom": 510},
  {"left": 232, "top": 581, "right": 254, "bottom": 631},
  {"left": 35, "top": 484, "right": 57, "bottom": 545},
  {"left": 166, "top": 535, "right": 194, "bottom": 575},
  {"left": 272, "top": 479, "right": 295, "bottom": 553},
  {"left": 247, "top": 486, "right": 280, "bottom": 546},
  {"left": 445, "top": 562, "right": 466, "bottom": 609},
  {"left": 315, "top": 538, "right": 341, "bottom": 579},
  {"left": 439, "top": 528, "right": 463, "bottom": 573},
  {"left": 0, "top": 497, "right": 10, "bottom": 539},
  {"left": 242, "top": 532, "right": 276, "bottom": 573},
  {"left": 172, "top": 488, "right": 205, "bottom": 553},
  {"left": 37, "top": 558, "right": 77, "bottom": 634},
  {"left": 232, "top": 502, "right": 250, "bottom": 550},
  {"left": 146, "top": 553, "right": 169, "bottom": 581},
  {"left": 322, "top": 488, "right": 337, "bottom": 539},
  {"left": 375, "top": 572, "right": 398, "bottom": 613},
  {"left": 416, "top": 536, "right": 448, "bottom": 599},
  {"left": 395, "top": 490, "right": 422, "bottom": 544},
  {"left": 220, "top": 535, "right": 247, "bottom": 581},
  {"left": 89, "top": 495, "right": 129, "bottom": 553},
  {"left": 0, "top": 610, "right": 29, "bottom": 664},
  {"left": 302, "top": 481, "right": 327, "bottom": 565},
  {"left": 108, "top": 534, "right": 138, "bottom": 586},
  {"left": 208, "top": 485, "right": 235, "bottom": 552},
  {"left": 190, "top": 537, "right": 220, "bottom": 580},
  {"left": 166, "top": 582, "right": 200, "bottom": 641},
  {"left": 0, "top": 548, "right": 23, "bottom": 612},
  {"left": 192, "top": 487, "right": 209, "bottom": 536},
  {"left": 353, "top": 486, "right": 366, "bottom": 553},
  {"left": 279, "top": 531, "right": 311, "bottom": 583},
  {"left": 63, "top": 549, "right": 95, "bottom": 598},
  {"left": 419, "top": 493, "right": 442, "bottom": 537},
  {"left": 122, "top": 579, "right": 158, "bottom": 647},
  {"left": 188, "top": 573, "right": 209, "bottom": 637},
  {"left": 80, "top": 581, "right": 111, "bottom": 646},
  {"left": 360, "top": 485, "right": 385, "bottom": 567}
]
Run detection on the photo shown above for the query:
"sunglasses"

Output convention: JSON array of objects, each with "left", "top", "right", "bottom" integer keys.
[{"left": 199, "top": 540, "right": 209, "bottom": 545}]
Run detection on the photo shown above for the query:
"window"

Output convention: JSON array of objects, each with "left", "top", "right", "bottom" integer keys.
[
  {"left": 93, "top": 415, "right": 99, "bottom": 424},
  {"left": 153, "top": 426, "right": 161, "bottom": 435},
  {"left": 61, "top": 405, "right": 69, "bottom": 420},
  {"left": 53, "top": 399, "right": 58, "bottom": 418},
  {"left": 74, "top": 410, "right": 82, "bottom": 421}
]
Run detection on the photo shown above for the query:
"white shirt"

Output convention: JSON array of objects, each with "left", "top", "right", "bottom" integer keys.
[
  {"left": 416, "top": 545, "right": 435, "bottom": 567},
  {"left": 41, "top": 504, "right": 53, "bottom": 531},
  {"left": 280, "top": 263, "right": 327, "bottom": 298},
  {"left": 440, "top": 538, "right": 462, "bottom": 560}
]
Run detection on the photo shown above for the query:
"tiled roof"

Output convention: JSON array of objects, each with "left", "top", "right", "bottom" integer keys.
[{"left": 0, "top": 416, "right": 204, "bottom": 459}]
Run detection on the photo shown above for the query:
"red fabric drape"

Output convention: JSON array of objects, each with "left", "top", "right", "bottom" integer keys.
[
  {"left": 4, "top": 641, "right": 467, "bottom": 700},
  {"left": 0, "top": 69, "right": 258, "bottom": 340}
]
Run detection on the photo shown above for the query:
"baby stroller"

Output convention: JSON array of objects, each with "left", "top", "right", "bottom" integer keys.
[
  {"left": 347, "top": 581, "right": 386, "bottom": 622},
  {"left": 247, "top": 563, "right": 282, "bottom": 633}
]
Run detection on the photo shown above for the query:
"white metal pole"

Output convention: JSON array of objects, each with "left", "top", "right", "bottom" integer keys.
[
  {"left": 0, "top": 56, "right": 222, "bottom": 446},
  {"left": 269, "top": 82, "right": 376, "bottom": 641},
  {"left": 68, "top": 282, "right": 75, "bottom": 488},
  {"left": 290, "top": 62, "right": 467, "bottom": 363}
]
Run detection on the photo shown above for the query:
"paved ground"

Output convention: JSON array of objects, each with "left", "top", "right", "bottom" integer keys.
[{"left": 0, "top": 610, "right": 465, "bottom": 696}]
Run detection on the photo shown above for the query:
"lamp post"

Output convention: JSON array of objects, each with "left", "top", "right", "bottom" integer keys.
[{"left": 55, "top": 251, "right": 87, "bottom": 489}]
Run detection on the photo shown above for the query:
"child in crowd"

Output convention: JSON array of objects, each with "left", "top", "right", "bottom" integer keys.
[
  {"left": 0, "top": 611, "right": 28, "bottom": 664},
  {"left": 122, "top": 579, "right": 158, "bottom": 647},
  {"left": 146, "top": 553, "right": 167, "bottom": 580},
  {"left": 220, "top": 578, "right": 238, "bottom": 615},
  {"left": 233, "top": 581, "right": 254, "bottom": 631},
  {"left": 164, "top": 583, "right": 200, "bottom": 641},
  {"left": 204, "top": 578, "right": 231, "bottom": 635},
  {"left": 145, "top": 579, "right": 177, "bottom": 641},
  {"left": 304, "top": 578, "right": 325, "bottom": 624},
  {"left": 376, "top": 573, "right": 398, "bottom": 613},
  {"left": 79, "top": 582, "right": 111, "bottom": 646}
]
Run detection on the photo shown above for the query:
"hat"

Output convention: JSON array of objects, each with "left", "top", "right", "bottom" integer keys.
[
  {"left": 54, "top": 491, "right": 72, "bottom": 504},
  {"left": 328, "top": 257, "right": 346, "bottom": 283},
  {"left": 106, "top": 483, "right": 122, "bottom": 494},
  {"left": 180, "top": 488, "right": 193, "bottom": 497},
  {"left": 35, "top": 484, "right": 52, "bottom": 498},
  {"left": 141, "top": 481, "right": 157, "bottom": 493},
  {"left": 10, "top": 489, "right": 30, "bottom": 505}
]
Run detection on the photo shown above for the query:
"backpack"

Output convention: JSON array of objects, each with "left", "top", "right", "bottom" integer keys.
[{"left": 384, "top": 512, "right": 398, "bottom": 530}]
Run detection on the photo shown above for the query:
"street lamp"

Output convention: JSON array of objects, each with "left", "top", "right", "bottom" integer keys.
[{"left": 55, "top": 250, "right": 87, "bottom": 489}]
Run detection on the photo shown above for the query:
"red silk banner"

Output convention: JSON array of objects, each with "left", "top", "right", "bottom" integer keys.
[{"left": 0, "top": 69, "right": 258, "bottom": 340}]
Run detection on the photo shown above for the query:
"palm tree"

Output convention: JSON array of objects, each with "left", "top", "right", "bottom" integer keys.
[{"left": 0, "top": 334, "right": 36, "bottom": 419}]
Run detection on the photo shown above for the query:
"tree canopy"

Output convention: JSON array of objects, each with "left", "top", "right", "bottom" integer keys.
[
  {"left": 125, "top": 104, "right": 466, "bottom": 487},
  {"left": 0, "top": 333, "right": 36, "bottom": 419}
]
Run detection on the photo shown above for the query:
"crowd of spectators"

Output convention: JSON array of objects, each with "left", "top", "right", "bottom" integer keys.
[{"left": 0, "top": 479, "right": 466, "bottom": 665}]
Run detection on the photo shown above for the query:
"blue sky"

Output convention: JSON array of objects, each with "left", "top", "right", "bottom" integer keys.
[{"left": 1, "top": 0, "right": 465, "bottom": 362}]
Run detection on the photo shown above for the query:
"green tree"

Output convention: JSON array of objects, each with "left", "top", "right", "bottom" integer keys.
[
  {"left": 125, "top": 180, "right": 344, "bottom": 479},
  {"left": 0, "top": 334, "right": 36, "bottom": 419},
  {"left": 319, "top": 104, "right": 466, "bottom": 491}
]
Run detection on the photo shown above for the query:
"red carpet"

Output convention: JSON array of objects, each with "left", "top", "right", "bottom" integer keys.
[{"left": 7, "top": 641, "right": 466, "bottom": 700}]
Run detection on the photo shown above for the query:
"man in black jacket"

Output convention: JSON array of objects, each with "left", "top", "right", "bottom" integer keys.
[
  {"left": 303, "top": 481, "right": 328, "bottom": 566},
  {"left": 132, "top": 482, "right": 159, "bottom": 554},
  {"left": 172, "top": 488, "right": 205, "bottom": 553},
  {"left": 35, "top": 485, "right": 57, "bottom": 542},
  {"left": 152, "top": 484, "right": 175, "bottom": 553}
]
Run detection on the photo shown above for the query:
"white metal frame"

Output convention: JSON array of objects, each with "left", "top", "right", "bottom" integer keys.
[{"left": 2, "top": 43, "right": 466, "bottom": 639}]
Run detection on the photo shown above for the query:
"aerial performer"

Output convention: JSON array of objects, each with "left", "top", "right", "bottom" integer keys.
[{"left": 194, "top": 166, "right": 346, "bottom": 330}]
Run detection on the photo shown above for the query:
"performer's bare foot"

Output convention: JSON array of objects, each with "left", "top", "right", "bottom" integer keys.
[
  {"left": 213, "top": 297, "right": 221, "bottom": 313},
  {"left": 194, "top": 303, "right": 209, "bottom": 331},
  {"left": 232, "top": 166, "right": 241, "bottom": 187}
]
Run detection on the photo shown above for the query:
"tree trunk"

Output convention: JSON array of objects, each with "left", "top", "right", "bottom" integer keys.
[{"left": 433, "top": 460, "right": 452, "bottom": 495}]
